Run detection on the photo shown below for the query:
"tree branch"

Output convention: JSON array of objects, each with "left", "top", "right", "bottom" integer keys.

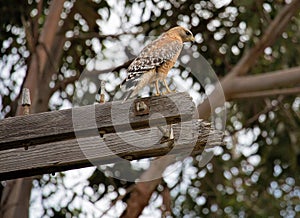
[
  {"left": 50, "top": 75, "right": 80, "bottom": 96},
  {"left": 228, "top": 66, "right": 300, "bottom": 99},
  {"left": 245, "top": 96, "right": 283, "bottom": 128},
  {"left": 230, "top": 87, "right": 300, "bottom": 100},
  {"left": 226, "top": 0, "right": 300, "bottom": 78},
  {"left": 120, "top": 156, "right": 174, "bottom": 218},
  {"left": 21, "top": 16, "right": 35, "bottom": 53},
  {"left": 231, "top": 66, "right": 300, "bottom": 94},
  {"left": 161, "top": 184, "right": 172, "bottom": 217},
  {"left": 198, "top": 0, "right": 300, "bottom": 119},
  {"left": 69, "top": 32, "right": 125, "bottom": 40},
  {"left": 37, "top": 0, "right": 66, "bottom": 79},
  {"left": 33, "top": 0, "right": 43, "bottom": 46}
]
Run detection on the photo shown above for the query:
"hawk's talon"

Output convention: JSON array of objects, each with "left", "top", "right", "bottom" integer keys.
[
  {"left": 163, "top": 89, "right": 176, "bottom": 95},
  {"left": 155, "top": 80, "right": 161, "bottom": 96}
]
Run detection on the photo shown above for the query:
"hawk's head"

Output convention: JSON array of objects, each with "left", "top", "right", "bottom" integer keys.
[{"left": 167, "top": 26, "right": 195, "bottom": 43}]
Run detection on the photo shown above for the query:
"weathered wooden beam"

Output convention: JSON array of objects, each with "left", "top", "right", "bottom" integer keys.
[
  {"left": 0, "top": 92, "right": 194, "bottom": 151},
  {"left": 0, "top": 120, "right": 223, "bottom": 180}
]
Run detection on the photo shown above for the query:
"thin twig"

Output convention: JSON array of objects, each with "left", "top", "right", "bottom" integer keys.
[
  {"left": 231, "top": 87, "right": 300, "bottom": 100},
  {"left": 21, "top": 15, "right": 35, "bottom": 53},
  {"left": 50, "top": 74, "right": 80, "bottom": 95},
  {"left": 33, "top": 0, "right": 43, "bottom": 44}
]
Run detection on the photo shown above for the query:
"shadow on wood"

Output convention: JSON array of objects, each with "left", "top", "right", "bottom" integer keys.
[{"left": 0, "top": 93, "right": 223, "bottom": 180}]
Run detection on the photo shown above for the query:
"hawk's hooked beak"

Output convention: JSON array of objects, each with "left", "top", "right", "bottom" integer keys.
[{"left": 190, "top": 36, "right": 195, "bottom": 43}]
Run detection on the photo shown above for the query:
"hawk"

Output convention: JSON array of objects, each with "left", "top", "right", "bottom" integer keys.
[{"left": 121, "top": 26, "right": 195, "bottom": 101}]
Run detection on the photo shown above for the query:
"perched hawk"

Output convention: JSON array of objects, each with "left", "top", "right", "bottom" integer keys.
[{"left": 121, "top": 26, "right": 195, "bottom": 101}]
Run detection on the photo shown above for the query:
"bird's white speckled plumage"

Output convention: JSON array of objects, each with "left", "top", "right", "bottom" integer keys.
[{"left": 121, "top": 26, "right": 194, "bottom": 101}]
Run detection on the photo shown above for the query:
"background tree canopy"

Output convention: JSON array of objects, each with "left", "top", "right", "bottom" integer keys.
[{"left": 0, "top": 0, "right": 300, "bottom": 217}]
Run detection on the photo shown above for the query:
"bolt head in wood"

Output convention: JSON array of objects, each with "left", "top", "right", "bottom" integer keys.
[{"left": 134, "top": 99, "right": 150, "bottom": 116}]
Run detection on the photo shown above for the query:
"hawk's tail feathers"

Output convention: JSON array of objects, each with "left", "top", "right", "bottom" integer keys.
[
  {"left": 121, "top": 79, "right": 139, "bottom": 102},
  {"left": 120, "top": 72, "right": 144, "bottom": 102},
  {"left": 122, "top": 89, "right": 134, "bottom": 103}
]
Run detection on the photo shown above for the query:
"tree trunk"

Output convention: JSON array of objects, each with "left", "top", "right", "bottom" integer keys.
[
  {"left": 197, "top": 0, "right": 300, "bottom": 119},
  {"left": 0, "top": 1, "right": 66, "bottom": 217}
]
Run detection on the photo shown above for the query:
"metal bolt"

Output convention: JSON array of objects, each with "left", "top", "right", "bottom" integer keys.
[
  {"left": 124, "top": 155, "right": 133, "bottom": 161},
  {"left": 22, "top": 88, "right": 31, "bottom": 150},
  {"left": 99, "top": 130, "right": 106, "bottom": 138},
  {"left": 22, "top": 88, "right": 31, "bottom": 115},
  {"left": 136, "top": 101, "right": 147, "bottom": 111},
  {"left": 134, "top": 99, "right": 150, "bottom": 116},
  {"left": 22, "top": 88, "right": 31, "bottom": 106},
  {"left": 99, "top": 80, "right": 105, "bottom": 103}
]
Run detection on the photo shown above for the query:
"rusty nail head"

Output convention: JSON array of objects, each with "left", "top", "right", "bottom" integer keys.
[
  {"left": 134, "top": 99, "right": 150, "bottom": 116},
  {"left": 136, "top": 101, "right": 147, "bottom": 111}
]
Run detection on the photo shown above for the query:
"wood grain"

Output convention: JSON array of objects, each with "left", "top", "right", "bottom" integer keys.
[
  {"left": 0, "top": 120, "right": 223, "bottom": 180},
  {"left": 0, "top": 92, "right": 194, "bottom": 151}
]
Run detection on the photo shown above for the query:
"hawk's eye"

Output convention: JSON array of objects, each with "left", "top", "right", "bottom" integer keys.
[{"left": 185, "top": 30, "right": 191, "bottom": 36}]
